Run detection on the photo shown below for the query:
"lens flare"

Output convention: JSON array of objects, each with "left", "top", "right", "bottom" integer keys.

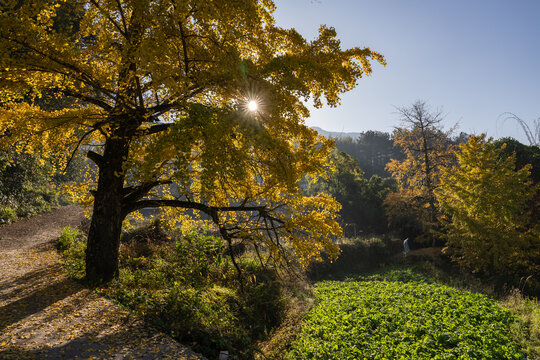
[{"left": 247, "top": 100, "right": 258, "bottom": 112}]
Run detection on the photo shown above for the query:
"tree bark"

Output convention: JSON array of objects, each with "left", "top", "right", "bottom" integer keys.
[{"left": 85, "top": 136, "right": 129, "bottom": 282}]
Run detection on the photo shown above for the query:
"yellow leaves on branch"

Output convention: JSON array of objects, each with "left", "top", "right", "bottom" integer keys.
[{"left": 285, "top": 193, "right": 343, "bottom": 265}]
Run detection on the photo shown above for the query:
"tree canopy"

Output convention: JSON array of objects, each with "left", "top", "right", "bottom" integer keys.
[
  {"left": 0, "top": 0, "right": 385, "bottom": 280},
  {"left": 334, "top": 131, "right": 402, "bottom": 178}
]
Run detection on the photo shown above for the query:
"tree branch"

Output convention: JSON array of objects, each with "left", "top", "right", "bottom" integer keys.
[
  {"left": 122, "top": 180, "right": 173, "bottom": 204},
  {"left": 64, "top": 128, "right": 99, "bottom": 172},
  {"left": 87, "top": 150, "right": 104, "bottom": 167},
  {"left": 123, "top": 198, "right": 267, "bottom": 216},
  {"left": 134, "top": 123, "right": 173, "bottom": 136},
  {"left": 89, "top": 0, "right": 128, "bottom": 39},
  {"left": 57, "top": 88, "right": 113, "bottom": 111}
]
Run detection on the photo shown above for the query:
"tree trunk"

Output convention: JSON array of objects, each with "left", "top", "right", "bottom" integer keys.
[{"left": 85, "top": 137, "right": 129, "bottom": 282}]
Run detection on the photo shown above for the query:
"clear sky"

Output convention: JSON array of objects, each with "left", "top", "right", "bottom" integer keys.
[{"left": 272, "top": 0, "right": 540, "bottom": 143}]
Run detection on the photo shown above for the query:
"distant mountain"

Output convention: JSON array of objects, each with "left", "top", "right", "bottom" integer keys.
[{"left": 310, "top": 126, "right": 363, "bottom": 140}]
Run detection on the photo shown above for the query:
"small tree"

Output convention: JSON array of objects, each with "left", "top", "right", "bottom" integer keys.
[
  {"left": 436, "top": 135, "right": 540, "bottom": 276},
  {"left": 386, "top": 100, "right": 454, "bottom": 244}
]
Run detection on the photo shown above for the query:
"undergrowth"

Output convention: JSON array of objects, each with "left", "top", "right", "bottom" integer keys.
[
  {"left": 57, "top": 222, "right": 303, "bottom": 360},
  {"left": 306, "top": 235, "right": 400, "bottom": 280},
  {"left": 57, "top": 225, "right": 539, "bottom": 360},
  {"left": 0, "top": 187, "right": 64, "bottom": 224}
]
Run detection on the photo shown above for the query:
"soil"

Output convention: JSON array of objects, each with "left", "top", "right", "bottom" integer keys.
[{"left": 0, "top": 206, "right": 206, "bottom": 360}]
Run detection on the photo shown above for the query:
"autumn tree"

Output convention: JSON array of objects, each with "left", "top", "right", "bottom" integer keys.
[
  {"left": 0, "top": 0, "right": 385, "bottom": 281},
  {"left": 436, "top": 135, "right": 540, "bottom": 276},
  {"left": 386, "top": 101, "right": 453, "bottom": 244}
]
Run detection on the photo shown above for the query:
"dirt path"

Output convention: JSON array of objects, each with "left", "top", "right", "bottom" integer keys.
[{"left": 0, "top": 206, "right": 206, "bottom": 360}]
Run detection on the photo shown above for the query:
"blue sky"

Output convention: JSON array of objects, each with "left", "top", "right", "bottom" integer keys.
[{"left": 272, "top": 0, "right": 540, "bottom": 143}]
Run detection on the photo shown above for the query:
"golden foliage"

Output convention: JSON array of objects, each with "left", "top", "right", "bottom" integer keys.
[
  {"left": 436, "top": 135, "right": 540, "bottom": 275},
  {"left": 0, "top": 0, "right": 385, "bottom": 268}
]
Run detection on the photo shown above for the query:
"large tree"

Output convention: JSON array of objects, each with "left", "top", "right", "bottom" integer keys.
[{"left": 0, "top": 0, "right": 385, "bottom": 281}]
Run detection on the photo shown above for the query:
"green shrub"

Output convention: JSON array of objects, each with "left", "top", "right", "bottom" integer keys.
[
  {"left": 57, "top": 226, "right": 83, "bottom": 251},
  {"left": 57, "top": 226, "right": 86, "bottom": 278},
  {"left": 307, "top": 236, "right": 400, "bottom": 280},
  {"left": 0, "top": 205, "right": 16, "bottom": 224}
]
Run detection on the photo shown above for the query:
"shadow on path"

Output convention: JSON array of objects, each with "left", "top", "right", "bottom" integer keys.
[
  {"left": 0, "top": 276, "right": 80, "bottom": 331},
  {"left": 0, "top": 206, "right": 206, "bottom": 359},
  {"left": 0, "top": 328, "right": 192, "bottom": 360}
]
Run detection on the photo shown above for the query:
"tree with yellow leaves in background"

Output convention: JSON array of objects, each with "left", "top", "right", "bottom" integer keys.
[
  {"left": 386, "top": 101, "right": 454, "bottom": 244},
  {"left": 436, "top": 135, "right": 540, "bottom": 276},
  {"left": 0, "top": 0, "right": 385, "bottom": 281}
]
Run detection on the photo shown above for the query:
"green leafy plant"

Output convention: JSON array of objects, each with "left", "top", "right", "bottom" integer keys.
[
  {"left": 57, "top": 226, "right": 86, "bottom": 278},
  {"left": 0, "top": 205, "right": 16, "bottom": 224},
  {"left": 288, "top": 278, "right": 525, "bottom": 359}
]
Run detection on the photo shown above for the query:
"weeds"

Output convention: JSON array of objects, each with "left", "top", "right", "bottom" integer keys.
[
  {"left": 57, "top": 226, "right": 86, "bottom": 279},
  {"left": 58, "top": 221, "right": 293, "bottom": 359},
  {"left": 502, "top": 289, "right": 540, "bottom": 359}
]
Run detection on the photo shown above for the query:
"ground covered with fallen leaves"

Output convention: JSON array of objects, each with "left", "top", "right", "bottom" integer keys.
[{"left": 0, "top": 206, "right": 206, "bottom": 359}]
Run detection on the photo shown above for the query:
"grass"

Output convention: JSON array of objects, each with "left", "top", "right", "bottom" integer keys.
[{"left": 501, "top": 289, "right": 540, "bottom": 358}]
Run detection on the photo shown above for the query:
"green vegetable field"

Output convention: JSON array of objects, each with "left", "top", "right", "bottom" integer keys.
[{"left": 287, "top": 276, "right": 525, "bottom": 360}]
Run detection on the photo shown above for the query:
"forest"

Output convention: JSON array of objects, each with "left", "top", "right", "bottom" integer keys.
[{"left": 0, "top": 1, "right": 539, "bottom": 359}]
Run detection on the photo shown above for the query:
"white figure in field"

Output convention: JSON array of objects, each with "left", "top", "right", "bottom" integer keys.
[{"left": 403, "top": 238, "right": 410, "bottom": 256}]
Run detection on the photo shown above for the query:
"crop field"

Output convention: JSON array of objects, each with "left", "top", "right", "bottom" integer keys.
[{"left": 287, "top": 276, "right": 524, "bottom": 359}]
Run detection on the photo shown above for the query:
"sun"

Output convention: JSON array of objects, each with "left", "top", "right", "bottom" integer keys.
[{"left": 247, "top": 100, "right": 258, "bottom": 112}]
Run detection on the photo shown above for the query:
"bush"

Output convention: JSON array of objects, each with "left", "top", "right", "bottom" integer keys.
[
  {"left": 57, "top": 226, "right": 86, "bottom": 278},
  {"left": 0, "top": 205, "right": 16, "bottom": 224},
  {"left": 0, "top": 150, "right": 76, "bottom": 219}
]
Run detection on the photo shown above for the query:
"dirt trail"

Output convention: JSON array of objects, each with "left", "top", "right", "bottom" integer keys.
[{"left": 0, "top": 206, "right": 206, "bottom": 360}]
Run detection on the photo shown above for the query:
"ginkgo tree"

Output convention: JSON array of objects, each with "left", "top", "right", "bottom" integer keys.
[
  {"left": 0, "top": 0, "right": 385, "bottom": 281},
  {"left": 436, "top": 135, "right": 540, "bottom": 275}
]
